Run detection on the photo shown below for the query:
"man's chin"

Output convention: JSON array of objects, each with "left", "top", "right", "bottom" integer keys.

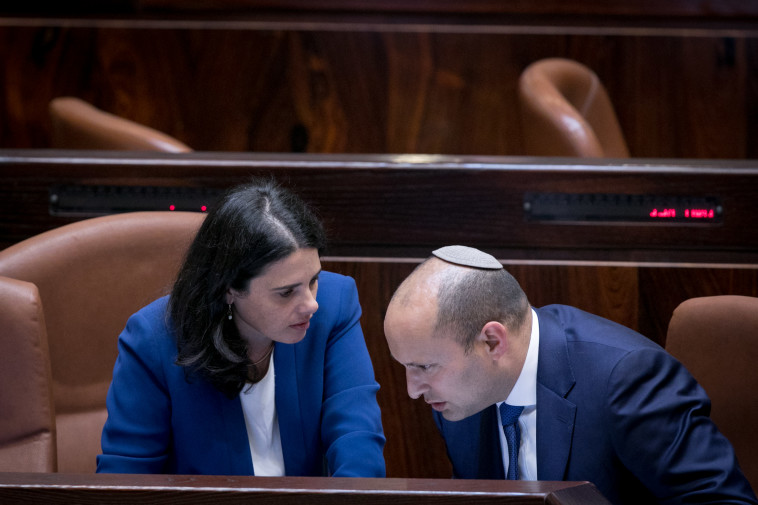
[
  {"left": 440, "top": 409, "right": 466, "bottom": 422},
  {"left": 439, "top": 405, "right": 488, "bottom": 422}
]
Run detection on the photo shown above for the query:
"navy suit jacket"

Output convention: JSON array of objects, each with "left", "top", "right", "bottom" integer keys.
[
  {"left": 435, "top": 305, "right": 757, "bottom": 504},
  {"left": 97, "top": 271, "right": 385, "bottom": 477}
]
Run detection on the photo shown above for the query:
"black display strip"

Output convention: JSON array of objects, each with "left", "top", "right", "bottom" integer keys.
[
  {"left": 49, "top": 185, "right": 225, "bottom": 216},
  {"left": 523, "top": 192, "right": 723, "bottom": 224}
]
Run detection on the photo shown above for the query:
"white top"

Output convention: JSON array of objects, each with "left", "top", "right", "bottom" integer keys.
[
  {"left": 496, "top": 308, "right": 539, "bottom": 480},
  {"left": 239, "top": 352, "right": 285, "bottom": 476}
]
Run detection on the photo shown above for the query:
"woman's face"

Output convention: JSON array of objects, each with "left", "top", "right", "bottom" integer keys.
[{"left": 227, "top": 247, "right": 321, "bottom": 347}]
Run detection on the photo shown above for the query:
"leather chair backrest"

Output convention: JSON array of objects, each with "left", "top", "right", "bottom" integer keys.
[
  {"left": 666, "top": 295, "right": 758, "bottom": 491},
  {"left": 49, "top": 97, "right": 192, "bottom": 152},
  {"left": 518, "top": 58, "right": 629, "bottom": 158},
  {"left": 0, "top": 275, "right": 57, "bottom": 472},
  {"left": 0, "top": 212, "right": 204, "bottom": 472}
]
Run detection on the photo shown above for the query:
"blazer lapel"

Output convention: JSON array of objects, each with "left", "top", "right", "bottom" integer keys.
[
  {"left": 216, "top": 385, "right": 255, "bottom": 475},
  {"left": 535, "top": 308, "right": 577, "bottom": 481},
  {"left": 274, "top": 343, "right": 306, "bottom": 475}
]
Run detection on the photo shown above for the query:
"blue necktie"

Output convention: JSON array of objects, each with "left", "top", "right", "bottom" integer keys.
[{"left": 499, "top": 403, "right": 524, "bottom": 480}]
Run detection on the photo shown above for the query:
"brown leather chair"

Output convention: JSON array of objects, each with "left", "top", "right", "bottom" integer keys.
[
  {"left": 0, "top": 211, "right": 205, "bottom": 472},
  {"left": 518, "top": 58, "right": 629, "bottom": 158},
  {"left": 49, "top": 97, "right": 192, "bottom": 152},
  {"left": 0, "top": 276, "right": 57, "bottom": 472},
  {"left": 666, "top": 295, "right": 758, "bottom": 491}
]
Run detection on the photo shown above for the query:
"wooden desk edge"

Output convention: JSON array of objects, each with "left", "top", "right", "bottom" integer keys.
[{"left": 0, "top": 473, "right": 611, "bottom": 503}]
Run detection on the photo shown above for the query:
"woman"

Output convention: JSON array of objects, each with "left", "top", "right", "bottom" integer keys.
[{"left": 97, "top": 180, "right": 386, "bottom": 477}]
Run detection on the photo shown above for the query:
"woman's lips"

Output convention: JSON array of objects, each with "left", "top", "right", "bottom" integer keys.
[{"left": 290, "top": 320, "right": 310, "bottom": 330}]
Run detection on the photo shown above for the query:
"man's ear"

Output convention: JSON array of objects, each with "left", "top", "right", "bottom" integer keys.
[{"left": 479, "top": 321, "right": 508, "bottom": 359}]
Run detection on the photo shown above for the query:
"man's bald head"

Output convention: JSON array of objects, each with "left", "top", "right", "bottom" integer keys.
[{"left": 387, "top": 253, "right": 530, "bottom": 352}]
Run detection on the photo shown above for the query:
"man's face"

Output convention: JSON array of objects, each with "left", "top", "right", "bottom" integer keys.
[{"left": 384, "top": 298, "right": 498, "bottom": 421}]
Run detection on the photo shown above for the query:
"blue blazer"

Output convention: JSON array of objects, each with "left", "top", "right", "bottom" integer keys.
[
  {"left": 97, "top": 271, "right": 386, "bottom": 477},
  {"left": 435, "top": 305, "right": 757, "bottom": 504}
]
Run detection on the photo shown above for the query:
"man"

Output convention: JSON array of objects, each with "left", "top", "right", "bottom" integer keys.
[{"left": 384, "top": 245, "right": 757, "bottom": 505}]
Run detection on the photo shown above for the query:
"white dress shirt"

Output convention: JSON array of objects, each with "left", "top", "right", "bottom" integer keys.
[
  {"left": 496, "top": 308, "right": 539, "bottom": 480},
  {"left": 239, "top": 352, "right": 285, "bottom": 476}
]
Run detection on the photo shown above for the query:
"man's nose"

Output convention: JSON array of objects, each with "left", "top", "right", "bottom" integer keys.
[{"left": 406, "top": 369, "right": 428, "bottom": 400}]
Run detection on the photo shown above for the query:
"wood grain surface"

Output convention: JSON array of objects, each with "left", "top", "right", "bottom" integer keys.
[{"left": 2, "top": 13, "right": 758, "bottom": 158}]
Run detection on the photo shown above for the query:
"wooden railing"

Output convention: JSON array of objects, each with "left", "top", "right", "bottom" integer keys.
[
  {"left": 3, "top": 150, "right": 758, "bottom": 263},
  {"left": 0, "top": 473, "right": 612, "bottom": 504}
]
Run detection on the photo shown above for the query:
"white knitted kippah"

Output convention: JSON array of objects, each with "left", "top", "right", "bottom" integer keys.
[{"left": 432, "top": 245, "right": 503, "bottom": 270}]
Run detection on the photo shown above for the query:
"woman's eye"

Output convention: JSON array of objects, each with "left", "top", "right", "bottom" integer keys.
[{"left": 279, "top": 289, "right": 294, "bottom": 298}]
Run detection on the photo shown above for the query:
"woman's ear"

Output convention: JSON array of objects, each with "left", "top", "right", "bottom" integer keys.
[
  {"left": 479, "top": 321, "right": 508, "bottom": 359},
  {"left": 225, "top": 288, "right": 236, "bottom": 305}
]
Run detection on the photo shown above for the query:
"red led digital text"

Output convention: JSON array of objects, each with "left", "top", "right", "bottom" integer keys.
[{"left": 649, "top": 208, "right": 716, "bottom": 219}]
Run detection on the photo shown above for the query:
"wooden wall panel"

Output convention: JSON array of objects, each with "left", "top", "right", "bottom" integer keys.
[
  {"left": 2, "top": 19, "right": 758, "bottom": 158},
  {"left": 638, "top": 267, "right": 758, "bottom": 347},
  {"left": 508, "top": 264, "right": 639, "bottom": 332}
]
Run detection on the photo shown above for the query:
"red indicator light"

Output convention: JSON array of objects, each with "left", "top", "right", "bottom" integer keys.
[
  {"left": 169, "top": 204, "right": 176, "bottom": 211},
  {"left": 649, "top": 208, "right": 717, "bottom": 220},
  {"left": 201, "top": 205, "right": 208, "bottom": 212},
  {"left": 650, "top": 208, "right": 676, "bottom": 218},
  {"left": 687, "top": 208, "right": 715, "bottom": 219}
]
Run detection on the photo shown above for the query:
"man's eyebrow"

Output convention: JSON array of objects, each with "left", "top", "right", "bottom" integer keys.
[{"left": 406, "top": 362, "right": 434, "bottom": 369}]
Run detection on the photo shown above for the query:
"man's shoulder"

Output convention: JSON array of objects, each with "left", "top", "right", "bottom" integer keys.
[{"left": 536, "top": 304, "right": 660, "bottom": 352}]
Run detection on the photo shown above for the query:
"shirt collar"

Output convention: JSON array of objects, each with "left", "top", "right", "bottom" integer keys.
[{"left": 503, "top": 308, "right": 539, "bottom": 407}]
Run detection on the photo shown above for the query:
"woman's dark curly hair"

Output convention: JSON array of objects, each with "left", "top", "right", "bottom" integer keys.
[{"left": 168, "top": 179, "right": 326, "bottom": 398}]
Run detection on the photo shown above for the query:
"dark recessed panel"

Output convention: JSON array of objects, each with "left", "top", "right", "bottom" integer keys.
[
  {"left": 523, "top": 192, "right": 723, "bottom": 225},
  {"left": 49, "top": 185, "right": 224, "bottom": 216}
]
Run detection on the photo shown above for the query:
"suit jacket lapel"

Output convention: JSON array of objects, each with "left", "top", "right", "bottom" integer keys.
[
  {"left": 436, "top": 407, "right": 505, "bottom": 479},
  {"left": 535, "top": 307, "right": 577, "bottom": 481},
  {"left": 479, "top": 406, "right": 506, "bottom": 479}
]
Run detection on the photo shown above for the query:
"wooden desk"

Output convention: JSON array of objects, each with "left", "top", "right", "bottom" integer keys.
[{"left": 0, "top": 473, "right": 611, "bottom": 504}]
